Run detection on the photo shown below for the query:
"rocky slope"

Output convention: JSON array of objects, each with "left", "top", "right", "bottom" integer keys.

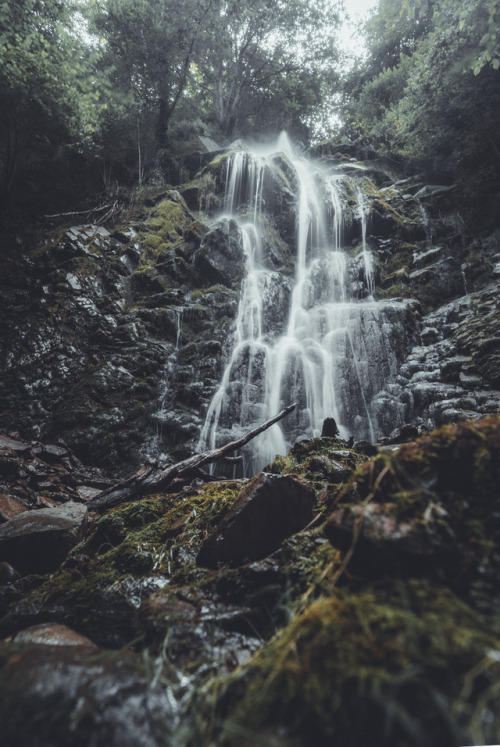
[
  {"left": 0, "top": 415, "right": 499, "bottom": 745},
  {"left": 1, "top": 138, "right": 499, "bottom": 475}
]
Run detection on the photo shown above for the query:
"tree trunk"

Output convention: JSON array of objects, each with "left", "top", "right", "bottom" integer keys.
[{"left": 156, "top": 98, "right": 169, "bottom": 148}]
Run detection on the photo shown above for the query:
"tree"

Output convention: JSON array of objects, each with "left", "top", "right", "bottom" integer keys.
[
  {"left": 195, "top": 0, "right": 341, "bottom": 137},
  {"left": 89, "top": 0, "right": 215, "bottom": 150},
  {"left": 0, "top": 0, "right": 102, "bottom": 218},
  {"left": 343, "top": 0, "right": 500, "bottom": 182}
]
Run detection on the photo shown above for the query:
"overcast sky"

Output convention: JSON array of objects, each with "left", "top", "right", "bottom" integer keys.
[
  {"left": 340, "top": 0, "right": 379, "bottom": 58},
  {"left": 345, "top": 0, "right": 378, "bottom": 17}
]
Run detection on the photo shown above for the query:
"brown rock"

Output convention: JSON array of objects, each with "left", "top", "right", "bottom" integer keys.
[
  {"left": 324, "top": 501, "right": 454, "bottom": 577},
  {"left": 6, "top": 622, "right": 97, "bottom": 648},
  {"left": 0, "top": 494, "right": 27, "bottom": 522},
  {"left": 197, "top": 473, "right": 315, "bottom": 568},
  {"left": 76, "top": 485, "right": 103, "bottom": 502},
  {"left": 37, "top": 496, "right": 62, "bottom": 508}
]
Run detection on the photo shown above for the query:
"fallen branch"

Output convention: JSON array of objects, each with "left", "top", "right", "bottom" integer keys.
[
  {"left": 88, "top": 403, "right": 296, "bottom": 512},
  {"left": 44, "top": 204, "right": 112, "bottom": 219}
]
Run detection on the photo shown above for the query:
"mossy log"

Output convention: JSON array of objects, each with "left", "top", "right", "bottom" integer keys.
[{"left": 88, "top": 404, "right": 296, "bottom": 511}]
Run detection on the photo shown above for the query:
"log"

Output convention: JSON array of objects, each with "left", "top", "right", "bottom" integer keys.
[{"left": 87, "top": 404, "right": 296, "bottom": 512}]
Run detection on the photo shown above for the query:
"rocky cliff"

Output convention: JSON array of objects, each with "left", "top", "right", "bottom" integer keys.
[{"left": 1, "top": 137, "right": 499, "bottom": 475}]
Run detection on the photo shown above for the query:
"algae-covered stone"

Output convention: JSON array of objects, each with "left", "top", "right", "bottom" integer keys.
[
  {"left": 207, "top": 582, "right": 500, "bottom": 747},
  {"left": 0, "top": 482, "right": 243, "bottom": 645},
  {"left": 324, "top": 415, "right": 500, "bottom": 613}
]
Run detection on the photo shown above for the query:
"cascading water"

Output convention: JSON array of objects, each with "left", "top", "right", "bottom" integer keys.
[{"left": 198, "top": 134, "right": 412, "bottom": 474}]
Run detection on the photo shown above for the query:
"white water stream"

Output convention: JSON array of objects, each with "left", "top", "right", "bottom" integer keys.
[{"left": 198, "top": 134, "right": 408, "bottom": 474}]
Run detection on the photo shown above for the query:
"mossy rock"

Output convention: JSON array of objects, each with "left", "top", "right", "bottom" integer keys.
[
  {"left": 266, "top": 436, "right": 364, "bottom": 482},
  {"left": 0, "top": 482, "right": 243, "bottom": 646},
  {"left": 210, "top": 581, "right": 500, "bottom": 746},
  {"left": 324, "top": 415, "right": 500, "bottom": 615}
]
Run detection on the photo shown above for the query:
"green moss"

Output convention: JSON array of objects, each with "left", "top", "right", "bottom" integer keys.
[
  {"left": 278, "top": 533, "right": 343, "bottom": 601},
  {"left": 326, "top": 416, "right": 500, "bottom": 615},
  {"left": 267, "top": 438, "right": 362, "bottom": 476},
  {"left": 142, "top": 233, "right": 163, "bottom": 252},
  {"left": 1, "top": 482, "right": 245, "bottom": 640},
  {"left": 213, "top": 581, "right": 500, "bottom": 746}
]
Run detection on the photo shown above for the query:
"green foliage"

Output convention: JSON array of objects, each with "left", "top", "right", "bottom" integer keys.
[
  {"left": 0, "top": 0, "right": 105, "bottom": 217},
  {"left": 195, "top": 0, "right": 341, "bottom": 137},
  {"left": 344, "top": 0, "right": 500, "bottom": 180}
]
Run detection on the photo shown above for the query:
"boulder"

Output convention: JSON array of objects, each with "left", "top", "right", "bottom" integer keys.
[
  {"left": 0, "top": 643, "right": 177, "bottom": 747},
  {"left": 6, "top": 622, "right": 97, "bottom": 648},
  {"left": 197, "top": 472, "right": 315, "bottom": 568},
  {"left": 193, "top": 218, "right": 245, "bottom": 288},
  {"left": 0, "top": 502, "right": 88, "bottom": 574}
]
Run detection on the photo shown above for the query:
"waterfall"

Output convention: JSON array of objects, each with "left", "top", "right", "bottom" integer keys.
[{"left": 198, "top": 134, "right": 411, "bottom": 474}]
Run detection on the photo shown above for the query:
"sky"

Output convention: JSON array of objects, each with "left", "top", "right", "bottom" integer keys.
[
  {"left": 346, "top": 0, "right": 379, "bottom": 16},
  {"left": 339, "top": 0, "right": 379, "bottom": 58}
]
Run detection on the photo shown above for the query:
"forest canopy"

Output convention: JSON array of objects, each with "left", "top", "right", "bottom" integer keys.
[{"left": 1, "top": 0, "right": 500, "bottom": 222}]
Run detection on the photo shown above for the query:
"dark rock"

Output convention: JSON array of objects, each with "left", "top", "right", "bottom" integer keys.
[
  {"left": 383, "top": 423, "right": 420, "bottom": 445},
  {"left": 197, "top": 472, "right": 315, "bottom": 568},
  {"left": 193, "top": 218, "right": 245, "bottom": 289},
  {"left": 353, "top": 440, "right": 378, "bottom": 456},
  {"left": 321, "top": 417, "right": 340, "bottom": 437},
  {"left": 325, "top": 501, "right": 453, "bottom": 578},
  {"left": 179, "top": 185, "right": 200, "bottom": 210},
  {"left": 41, "top": 444, "right": 70, "bottom": 462},
  {"left": 0, "top": 502, "right": 88, "bottom": 575},
  {"left": 0, "top": 562, "right": 19, "bottom": 584},
  {"left": 0, "top": 643, "right": 177, "bottom": 747}
]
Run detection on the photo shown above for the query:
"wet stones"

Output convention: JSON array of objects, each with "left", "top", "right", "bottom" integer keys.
[
  {"left": 197, "top": 473, "right": 315, "bottom": 568},
  {"left": 0, "top": 502, "right": 88, "bottom": 575},
  {"left": 193, "top": 218, "right": 245, "bottom": 289},
  {"left": 0, "top": 642, "right": 177, "bottom": 747}
]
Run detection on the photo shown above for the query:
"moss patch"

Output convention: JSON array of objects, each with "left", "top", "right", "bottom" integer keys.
[
  {"left": 0, "top": 482, "right": 243, "bottom": 644},
  {"left": 213, "top": 581, "right": 499, "bottom": 746},
  {"left": 324, "top": 416, "right": 500, "bottom": 615}
]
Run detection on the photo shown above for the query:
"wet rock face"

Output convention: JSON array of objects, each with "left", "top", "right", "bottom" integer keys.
[
  {"left": 193, "top": 218, "right": 245, "bottom": 288},
  {"left": 2, "top": 142, "right": 499, "bottom": 475},
  {"left": 392, "top": 285, "right": 500, "bottom": 429},
  {"left": 0, "top": 643, "right": 177, "bottom": 747},
  {"left": 0, "top": 194, "right": 241, "bottom": 471}
]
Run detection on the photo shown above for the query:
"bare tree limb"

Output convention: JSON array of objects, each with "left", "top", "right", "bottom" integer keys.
[
  {"left": 88, "top": 403, "right": 296, "bottom": 512},
  {"left": 44, "top": 204, "right": 112, "bottom": 219}
]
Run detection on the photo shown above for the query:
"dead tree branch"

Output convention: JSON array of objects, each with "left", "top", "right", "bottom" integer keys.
[{"left": 88, "top": 403, "right": 296, "bottom": 512}]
